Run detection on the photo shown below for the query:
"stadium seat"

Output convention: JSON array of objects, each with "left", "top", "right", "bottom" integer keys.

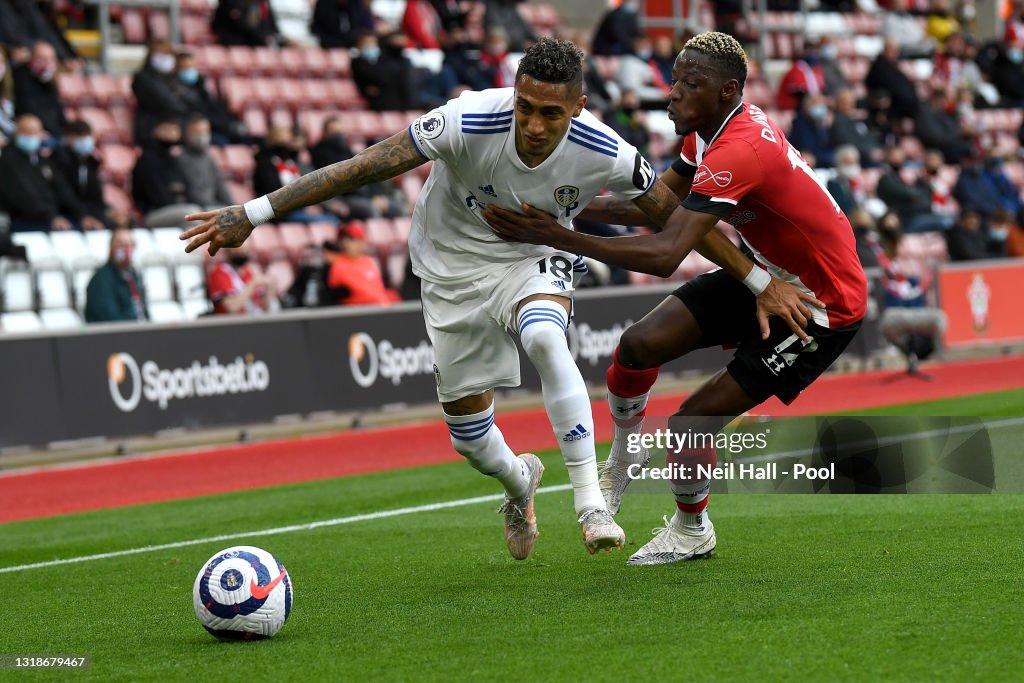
[
  {"left": 0, "top": 311, "right": 44, "bottom": 334},
  {"left": 58, "top": 72, "right": 91, "bottom": 107},
  {"left": 103, "top": 184, "right": 135, "bottom": 215},
  {"left": 325, "top": 49, "right": 351, "bottom": 78},
  {"left": 252, "top": 47, "right": 280, "bottom": 76},
  {"left": 265, "top": 260, "right": 295, "bottom": 294},
  {"left": 277, "top": 47, "right": 306, "bottom": 77},
  {"left": 142, "top": 264, "right": 175, "bottom": 302},
  {"left": 249, "top": 224, "right": 285, "bottom": 263},
  {"left": 329, "top": 79, "right": 365, "bottom": 110},
  {"left": 268, "top": 107, "right": 294, "bottom": 130},
  {"left": 299, "top": 47, "right": 330, "bottom": 78},
  {"left": 36, "top": 269, "right": 73, "bottom": 310},
  {"left": 277, "top": 223, "right": 314, "bottom": 260},
  {"left": 174, "top": 263, "right": 208, "bottom": 301},
  {"left": 79, "top": 107, "right": 124, "bottom": 144},
  {"left": 50, "top": 231, "right": 95, "bottom": 270},
  {"left": 72, "top": 267, "right": 94, "bottom": 311},
  {"left": 297, "top": 109, "right": 335, "bottom": 144},
  {"left": 40, "top": 307, "right": 82, "bottom": 331},
  {"left": 362, "top": 218, "right": 398, "bottom": 249},
  {"left": 227, "top": 47, "right": 256, "bottom": 76},
  {"left": 148, "top": 300, "right": 186, "bottom": 323},
  {"left": 119, "top": 9, "right": 147, "bottom": 43},
  {"left": 84, "top": 230, "right": 113, "bottom": 264},
  {"left": 1, "top": 268, "right": 34, "bottom": 312},
  {"left": 89, "top": 74, "right": 132, "bottom": 106},
  {"left": 133, "top": 228, "right": 161, "bottom": 264},
  {"left": 182, "top": 298, "right": 211, "bottom": 319},
  {"left": 100, "top": 145, "right": 138, "bottom": 188},
  {"left": 151, "top": 227, "right": 193, "bottom": 263},
  {"left": 181, "top": 14, "right": 216, "bottom": 45},
  {"left": 228, "top": 181, "right": 254, "bottom": 205},
  {"left": 391, "top": 217, "right": 411, "bottom": 243},
  {"left": 10, "top": 232, "right": 60, "bottom": 269},
  {"left": 221, "top": 145, "right": 257, "bottom": 181},
  {"left": 308, "top": 222, "right": 338, "bottom": 247}
]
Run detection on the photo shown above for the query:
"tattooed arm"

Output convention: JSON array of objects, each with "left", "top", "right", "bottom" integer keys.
[
  {"left": 181, "top": 130, "right": 427, "bottom": 254},
  {"left": 579, "top": 164, "right": 694, "bottom": 227}
]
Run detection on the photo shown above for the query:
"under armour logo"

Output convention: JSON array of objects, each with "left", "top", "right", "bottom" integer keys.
[{"left": 616, "top": 401, "right": 642, "bottom": 414}]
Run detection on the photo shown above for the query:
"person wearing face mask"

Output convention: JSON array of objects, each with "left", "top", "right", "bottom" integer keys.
[
  {"left": 776, "top": 47, "right": 825, "bottom": 111},
  {"left": 11, "top": 40, "right": 66, "bottom": 138},
  {"left": 212, "top": 0, "right": 287, "bottom": 47},
  {"left": 606, "top": 90, "right": 650, "bottom": 157},
  {"left": 992, "top": 39, "right": 1024, "bottom": 106},
  {"left": 914, "top": 88, "right": 971, "bottom": 164},
  {"left": 207, "top": 242, "right": 278, "bottom": 315},
  {"left": 253, "top": 126, "right": 328, "bottom": 223},
  {"left": 0, "top": 114, "right": 91, "bottom": 232},
  {"left": 591, "top": 0, "right": 642, "bottom": 56},
  {"left": 615, "top": 35, "right": 671, "bottom": 109},
  {"left": 311, "top": 0, "right": 374, "bottom": 49},
  {"left": 816, "top": 37, "right": 849, "bottom": 96},
  {"left": 479, "top": 28, "right": 515, "bottom": 88},
  {"left": 178, "top": 115, "right": 233, "bottom": 209},
  {"left": 482, "top": 0, "right": 536, "bottom": 52},
  {"left": 84, "top": 228, "right": 150, "bottom": 323},
  {"left": 351, "top": 32, "right": 418, "bottom": 111},
  {"left": 55, "top": 119, "right": 109, "bottom": 230},
  {"left": 788, "top": 93, "right": 836, "bottom": 168},
  {"left": 174, "top": 51, "right": 245, "bottom": 145},
  {"left": 132, "top": 116, "right": 203, "bottom": 227},
  {"left": 132, "top": 39, "right": 188, "bottom": 146},
  {"left": 826, "top": 145, "right": 866, "bottom": 218},
  {"left": 877, "top": 145, "right": 953, "bottom": 233}
]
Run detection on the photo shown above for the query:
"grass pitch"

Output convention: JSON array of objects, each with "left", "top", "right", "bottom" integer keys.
[{"left": 2, "top": 390, "right": 1024, "bottom": 681}]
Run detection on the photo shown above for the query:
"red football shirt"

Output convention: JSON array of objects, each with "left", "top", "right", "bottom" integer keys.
[{"left": 677, "top": 103, "right": 867, "bottom": 328}]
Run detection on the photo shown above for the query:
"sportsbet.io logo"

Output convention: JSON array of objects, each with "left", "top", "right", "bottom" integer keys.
[
  {"left": 106, "top": 351, "right": 270, "bottom": 413},
  {"left": 347, "top": 333, "right": 435, "bottom": 388}
]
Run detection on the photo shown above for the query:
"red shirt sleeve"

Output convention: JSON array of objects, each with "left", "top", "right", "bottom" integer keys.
[{"left": 207, "top": 265, "right": 234, "bottom": 303}]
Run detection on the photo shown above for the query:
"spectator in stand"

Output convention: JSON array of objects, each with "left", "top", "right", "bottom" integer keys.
[
  {"left": 55, "top": 119, "right": 113, "bottom": 229},
  {"left": 591, "top": 0, "right": 642, "bottom": 56},
  {"left": 12, "top": 40, "right": 65, "bottom": 138},
  {"left": 403, "top": 0, "right": 443, "bottom": 49},
  {"left": 605, "top": 90, "right": 650, "bottom": 158},
  {"left": 312, "top": 124, "right": 406, "bottom": 221},
  {"left": 817, "top": 36, "right": 849, "bottom": 97},
  {"left": 849, "top": 208, "right": 880, "bottom": 268},
  {"left": 776, "top": 47, "right": 825, "bottom": 112},
  {"left": 915, "top": 88, "right": 972, "bottom": 164},
  {"left": 208, "top": 241, "right": 278, "bottom": 314},
  {"left": 483, "top": 0, "right": 536, "bottom": 52},
  {"left": 480, "top": 28, "right": 516, "bottom": 88},
  {"left": 1, "top": 47, "right": 16, "bottom": 141},
  {"left": 987, "top": 208, "right": 1016, "bottom": 257},
  {"left": 132, "top": 39, "right": 187, "bottom": 146},
  {"left": 0, "top": 114, "right": 99, "bottom": 232},
  {"left": 827, "top": 145, "right": 866, "bottom": 218},
  {"left": 0, "top": 0, "right": 80, "bottom": 65},
  {"left": 882, "top": 0, "right": 934, "bottom": 58},
  {"left": 439, "top": 27, "right": 494, "bottom": 93},
  {"left": 132, "top": 116, "right": 202, "bottom": 227},
  {"left": 178, "top": 115, "right": 233, "bottom": 209},
  {"left": 651, "top": 35, "right": 677, "bottom": 86},
  {"left": 865, "top": 219, "right": 948, "bottom": 374},
  {"left": 326, "top": 221, "right": 399, "bottom": 306},
  {"left": 430, "top": 0, "right": 473, "bottom": 32},
  {"left": 84, "top": 228, "right": 149, "bottom": 323},
  {"left": 615, "top": 35, "right": 670, "bottom": 109},
  {"left": 311, "top": 0, "right": 374, "bottom": 49},
  {"left": 254, "top": 126, "right": 329, "bottom": 223},
  {"left": 925, "top": 0, "right": 960, "bottom": 49},
  {"left": 946, "top": 209, "right": 998, "bottom": 260},
  {"left": 953, "top": 153, "right": 1019, "bottom": 220},
  {"left": 877, "top": 146, "right": 954, "bottom": 233},
  {"left": 174, "top": 51, "right": 246, "bottom": 145},
  {"left": 788, "top": 93, "right": 836, "bottom": 168},
  {"left": 351, "top": 32, "right": 418, "bottom": 111},
  {"left": 989, "top": 38, "right": 1024, "bottom": 106},
  {"left": 581, "top": 53, "right": 619, "bottom": 112},
  {"left": 212, "top": 0, "right": 286, "bottom": 47},
  {"left": 931, "top": 33, "right": 985, "bottom": 101},
  {"left": 920, "top": 148, "right": 957, "bottom": 218},
  {"left": 830, "top": 89, "right": 883, "bottom": 167},
  {"left": 866, "top": 39, "right": 920, "bottom": 120},
  {"left": 282, "top": 242, "right": 333, "bottom": 308},
  {"left": 865, "top": 90, "right": 898, "bottom": 148}
]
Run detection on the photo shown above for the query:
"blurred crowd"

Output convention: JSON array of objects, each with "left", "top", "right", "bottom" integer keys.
[{"left": 2, "top": 0, "right": 1024, "bottom": 329}]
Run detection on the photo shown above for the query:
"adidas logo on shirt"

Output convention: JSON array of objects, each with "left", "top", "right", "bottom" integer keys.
[{"left": 562, "top": 424, "right": 591, "bottom": 442}]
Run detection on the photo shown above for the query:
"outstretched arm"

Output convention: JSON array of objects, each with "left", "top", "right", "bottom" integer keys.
[
  {"left": 580, "top": 164, "right": 694, "bottom": 227},
  {"left": 181, "top": 130, "right": 427, "bottom": 254}
]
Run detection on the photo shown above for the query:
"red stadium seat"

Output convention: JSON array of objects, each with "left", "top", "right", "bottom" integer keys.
[
  {"left": 268, "top": 107, "right": 294, "bottom": 130},
  {"left": 265, "top": 260, "right": 296, "bottom": 294},
  {"left": 194, "top": 45, "right": 229, "bottom": 77},
  {"left": 278, "top": 47, "right": 307, "bottom": 77},
  {"left": 99, "top": 144, "right": 138, "bottom": 188},
  {"left": 109, "top": 105, "right": 133, "bottom": 142},
  {"left": 390, "top": 217, "right": 411, "bottom": 243},
  {"left": 120, "top": 9, "right": 147, "bottom": 43},
  {"left": 308, "top": 222, "right": 339, "bottom": 247},
  {"left": 90, "top": 74, "right": 132, "bottom": 106},
  {"left": 227, "top": 47, "right": 256, "bottom": 76},
  {"left": 249, "top": 224, "right": 285, "bottom": 264},
  {"left": 78, "top": 107, "right": 124, "bottom": 144},
  {"left": 299, "top": 79, "right": 331, "bottom": 108},
  {"left": 103, "top": 184, "right": 135, "bottom": 216},
  {"left": 181, "top": 14, "right": 216, "bottom": 45},
  {"left": 297, "top": 109, "right": 335, "bottom": 144},
  {"left": 58, "top": 73, "right": 91, "bottom": 106},
  {"left": 227, "top": 180, "right": 254, "bottom": 205},
  {"left": 300, "top": 48, "right": 330, "bottom": 77},
  {"left": 277, "top": 223, "right": 314, "bottom": 261},
  {"left": 222, "top": 144, "right": 257, "bottom": 182},
  {"left": 362, "top": 218, "right": 398, "bottom": 249},
  {"left": 325, "top": 49, "right": 351, "bottom": 78},
  {"left": 148, "top": 10, "right": 171, "bottom": 40},
  {"left": 329, "top": 79, "right": 365, "bottom": 110},
  {"left": 252, "top": 47, "right": 280, "bottom": 76},
  {"left": 242, "top": 107, "right": 268, "bottom": 137}
]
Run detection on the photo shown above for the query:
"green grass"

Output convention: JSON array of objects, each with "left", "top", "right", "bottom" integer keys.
[
  {"left": 846, "top": 387, "right": 1024, "bottom": 417},
  {"left": 2, "top": 390, "right": 1024, "bottom": 681}
]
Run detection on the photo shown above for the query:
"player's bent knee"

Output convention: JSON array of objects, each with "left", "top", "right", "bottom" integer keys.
[{"left": 617, "top": 325, "right": 660, "bottom": 370}]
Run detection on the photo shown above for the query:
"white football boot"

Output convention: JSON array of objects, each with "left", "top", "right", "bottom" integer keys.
[
  {"left": 626, "top": 510, "right": 716, "bottom": 566},
  {"left": 598, "top": 439, "right": 650, "bottom": 515},
  {"left": 577, "top": 506, "right": 626, "bottom": 554},
  {"left": 497, "top": 453, "right": 544, "bottom": 560}
]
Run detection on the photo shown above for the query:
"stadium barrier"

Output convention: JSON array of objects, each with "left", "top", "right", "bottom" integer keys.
[
  {"left": 1, "top": 284, "right": 742, "bottom": 450},
  {"left": 939, "top": 258, "right": 1024, "bottom": 348}
]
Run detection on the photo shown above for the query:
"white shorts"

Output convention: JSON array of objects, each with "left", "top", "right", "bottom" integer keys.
[{"left": 421, "top": 251, "right": 584, "bottom": 403}]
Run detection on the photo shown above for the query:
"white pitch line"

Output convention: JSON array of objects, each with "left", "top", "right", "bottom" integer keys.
[
  {"left": 0, "top": 484, "right": 573, "bottom": 575},
  {"left": 738, "top": 416, "right": 1024, "bottom": 464}
]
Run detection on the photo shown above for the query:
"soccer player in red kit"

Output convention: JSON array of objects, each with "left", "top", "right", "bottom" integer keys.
[{"left": 484, "top": 32, "right": 868, "bottom": 565}]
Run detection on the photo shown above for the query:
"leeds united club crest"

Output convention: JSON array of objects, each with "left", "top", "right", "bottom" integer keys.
[{"left": 554, "top": 185, "right": 580, "bottom": 208}]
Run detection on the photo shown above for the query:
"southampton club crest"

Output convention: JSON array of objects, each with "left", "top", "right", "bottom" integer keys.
[{"left": 554, "top": 185, "right": 580, "bottom": 208}]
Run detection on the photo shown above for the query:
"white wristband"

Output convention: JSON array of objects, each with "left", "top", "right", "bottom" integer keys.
[
  {"left": 243, "top": 195, "right": 275, "bottom": 227},
  {"left": 742, "top": 265, "right": 772, "bottom": 296}
]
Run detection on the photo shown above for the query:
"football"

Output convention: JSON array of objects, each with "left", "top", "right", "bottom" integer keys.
[{"left": 193, "top": 545, "right": 293, "bottom": 640}]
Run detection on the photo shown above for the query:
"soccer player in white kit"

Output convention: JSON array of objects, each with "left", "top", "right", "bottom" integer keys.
[{"left": 182, "top": 38, "right": 783, "bottom": 560}]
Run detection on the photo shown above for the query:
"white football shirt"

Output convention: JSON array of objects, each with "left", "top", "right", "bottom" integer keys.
[{"left": 407, "top": 88, "right": 656, "bottom": 284}]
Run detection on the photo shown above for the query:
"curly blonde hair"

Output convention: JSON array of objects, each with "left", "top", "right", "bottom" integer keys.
[{"left": 683, "top": 32, "right": 748, "bottom": 89}]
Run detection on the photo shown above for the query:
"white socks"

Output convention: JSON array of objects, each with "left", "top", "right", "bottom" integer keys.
[
  {"left": 608, "top": 390, "right": 651, "bottom": 460},
  {"left": 518, "top": 301, "right": 604, "bottom": 514},
  {"left": 445, "top": 403, "right": 528, "bottom": 498}
]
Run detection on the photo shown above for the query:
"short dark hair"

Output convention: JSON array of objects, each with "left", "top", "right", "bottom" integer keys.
[
  {"left": 515, "top": 37, "right": 584, "bottom": 96},
  {"left": 682, "top": 32, "right": 748, "bottom": 90},
  {"left": 66, "top": 119, "right": 92, "bottom": 136}
]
